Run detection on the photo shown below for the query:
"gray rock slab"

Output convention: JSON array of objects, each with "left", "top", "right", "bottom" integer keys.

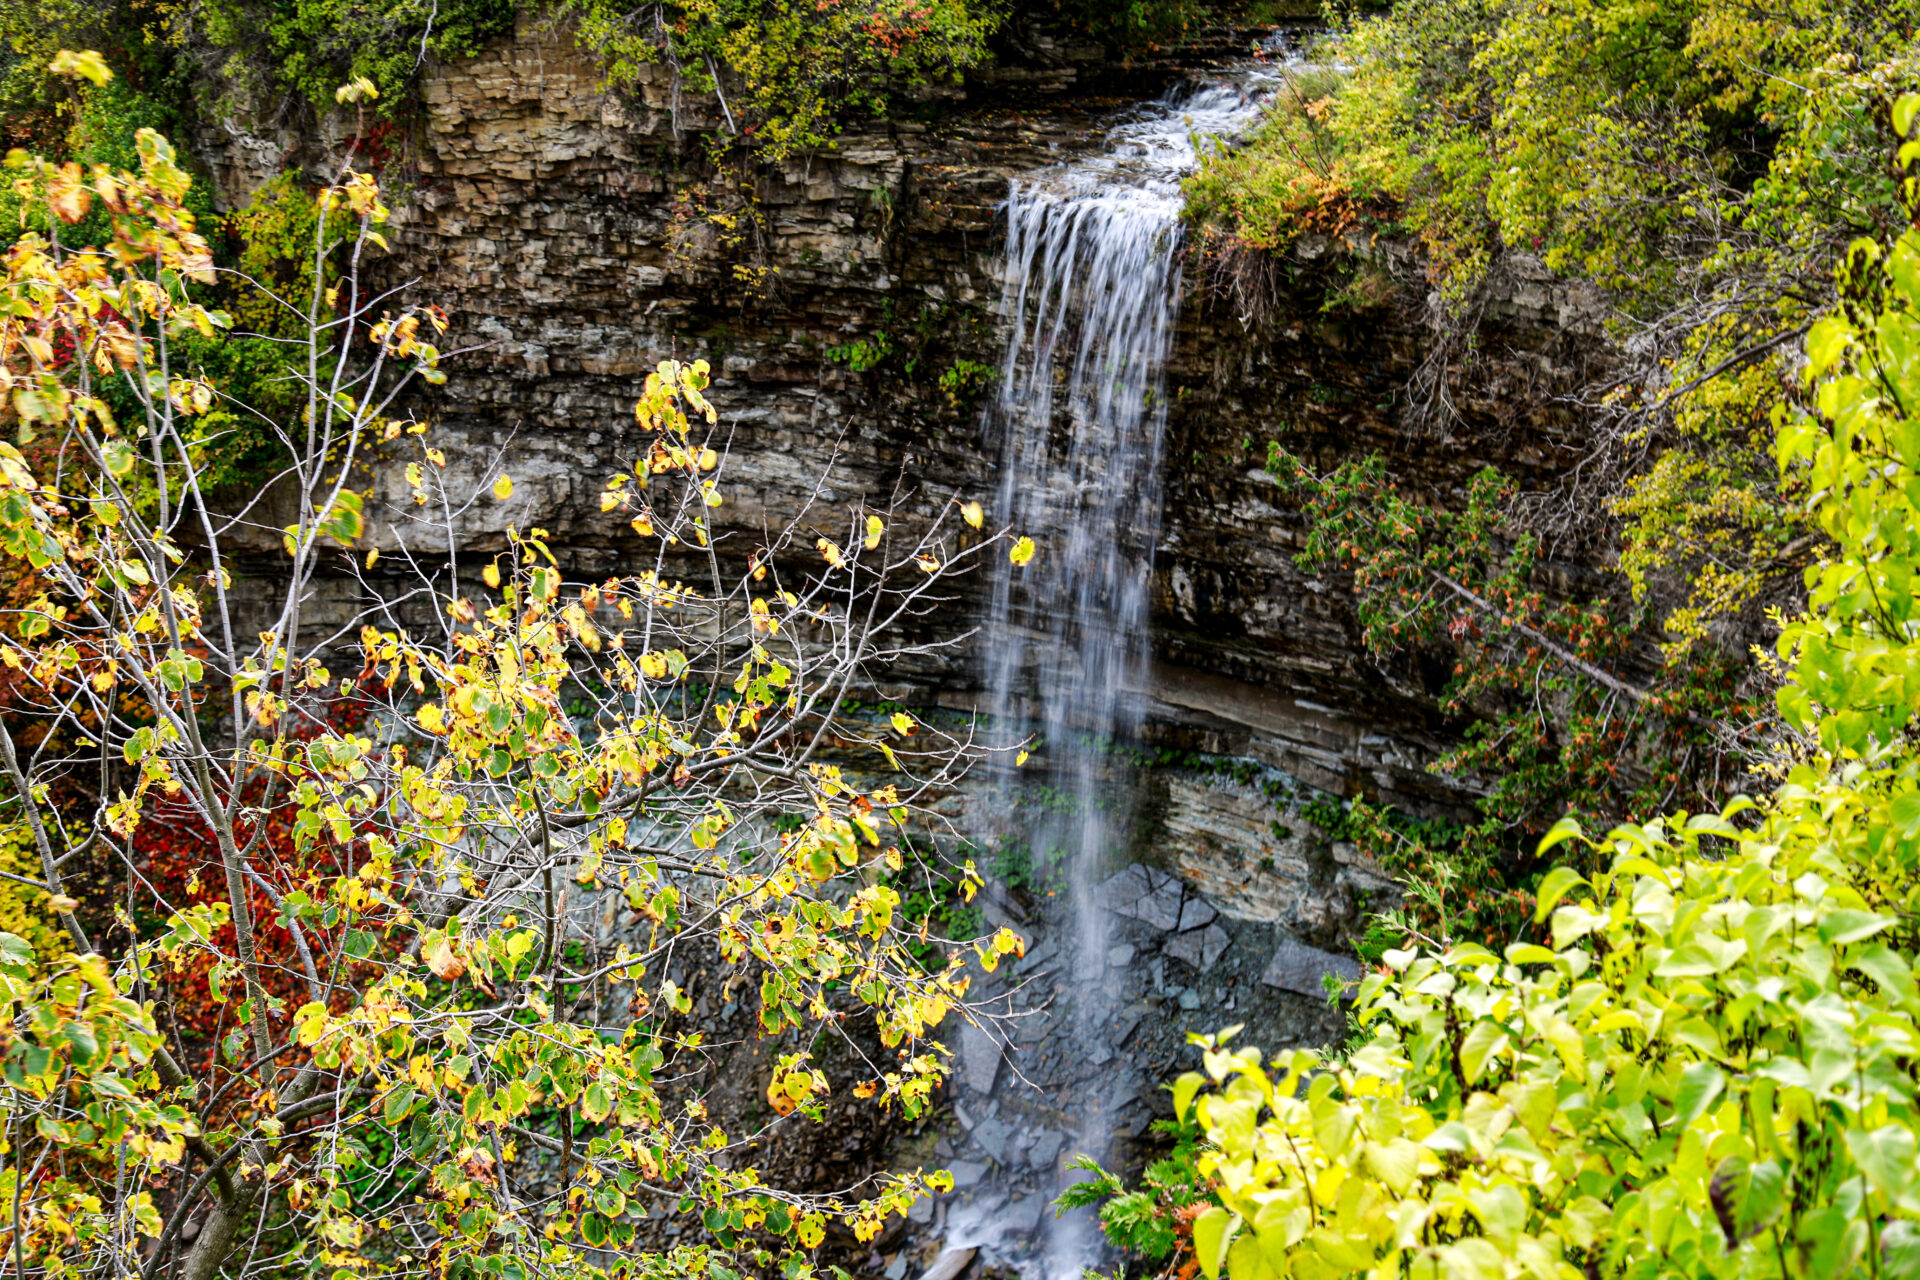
[
  {"left": 1176, "top": 896, "right": 1218, "bottom": 932},
  {"left": 1020, "top": 939, "right": 1059, "bottom": 970},
  {"left": 1099, "top": 864, "right": 1185, "bottom": 929},
  {"left": 1018, "top": 1011, "right": 1056, "bottom": 1046},
  {"left": 1094, "top": 865, "right": 1152, "bottom": 913},
  {"left": 948, "top": 1160, "right": 988, "bottom": 1190},
  {"left": 971, "top": 1115, "right": 1013, "bottom": 1163},
  {"left": 1135, "top": 878, "right": 1185, "bottom": 930},
  {"left": 919, "top": 1247, "right": 977, "bottom": 1280},
  {"left": 1261, "top": 940, "right": 1363, "bottom": 998},
  {"left": 1006, "top": 1196, "right": 1048, "bottom": 1235},
  {"left": 1028, "top": 1130, "right": 1064, "bottom": 1169},
  {"left": 1164, "top": 923, "right": 1230, "bottom": 973},
  {"left": 959, "top": 1023, "right": 1002, "bottom": 1095},
  {"left": 1106, "top": 943, "right": 1136, "bottom": 968}
]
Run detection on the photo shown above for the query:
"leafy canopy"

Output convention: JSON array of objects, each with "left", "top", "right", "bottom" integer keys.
[
  {"left": 0, "top": 54, "right": 1036, "bottom": 1280},
  {"left": 1142, "top": 94, "right": 1920, "bottom": 1280}
]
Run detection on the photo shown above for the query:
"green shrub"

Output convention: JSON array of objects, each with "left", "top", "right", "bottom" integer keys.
[
  {"left": 557, "top": 0, "right": 999, "bottom": 160},
  {"left": 1103, "top": 103, "right": 1920, "bottom": 1280},
  {"left": 198, "top": 0, "right": 516, "bottom": 117}
]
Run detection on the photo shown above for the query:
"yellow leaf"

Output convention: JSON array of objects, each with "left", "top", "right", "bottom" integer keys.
[
  {"left": 865, "top": 515, "right": 884, "bottom": 550},
  {"left": 482, "top": 562, "right": 501, "bottom": 589},
  {"left": 817, "top": 538, "right": 845, "bottom": 569},
  {"left": 364, "top": 547, "right": 379, "bottom": 569},
  {"left": 1016, "top": 750, "right": 1029, "bottom": 767},
  {"left": 49, "top": 49, "right": 113, "bottom": 86},
  {"left": 890, "top": 712, "right": 915, "bottom": 736},
  {"left": 961, "top": 501, "right": 984, "bottom": 529},
  {"left": 492, "top": 474, "right": 513, "bottom": 500},
  {"left": 699, "top": 448, "right": 719, "bottom": 471},
  {"left": 916, "top": 554, "right": 941, "bottom": 574},
  {"left": 1009, "top": 536, "right": 1036, "bottom": 567}
]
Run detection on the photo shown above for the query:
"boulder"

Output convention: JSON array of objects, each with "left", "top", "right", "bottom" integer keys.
[
  {"left": 1261, "top": 941, "right": 1363, "bottom": 998},
  {"left": 1164, "top": 923, "right": 1230, "bottom": 972}
]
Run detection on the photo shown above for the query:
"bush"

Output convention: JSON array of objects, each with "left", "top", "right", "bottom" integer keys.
[
  {"left": 0, "top": 63, "right": 1036, "bottom": 1280},
  {"left": 558, "top": 0, "right": 999, "bottom": 160},
  {"left": 1104, "top": 97, "right": 1920, "bottom": 1280},
  {"left": 198, "top": 0, "right": 516, "bottom": 117}
]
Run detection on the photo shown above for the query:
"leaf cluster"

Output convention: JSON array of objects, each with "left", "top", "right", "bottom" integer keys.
[
  {"left": 1102, "top": 94, "right": 1920, "bottom": 1280},
  {"left": 0, "top": 82, "right": 1035, "bottom": 1280}
]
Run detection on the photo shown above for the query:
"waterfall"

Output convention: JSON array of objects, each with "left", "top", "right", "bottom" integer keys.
[
  {"left": 959, "top": 68, "right": 1282, "bottom": 1280},
  {"left": 983, "top": 170, "right": 1184, "bottom": 1280}
]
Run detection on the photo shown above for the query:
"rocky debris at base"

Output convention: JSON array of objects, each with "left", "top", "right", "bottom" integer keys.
[
  {"left": 1164, "top": 922, "right": 1230, "bottom": 971},
  {"left": 923, "top": 829, "right": 1361, "bottom": 1274}
]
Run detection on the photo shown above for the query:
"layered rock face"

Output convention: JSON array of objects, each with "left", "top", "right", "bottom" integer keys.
[
  {"left": 203, "top": 16, "right": 1607, "bottom": 1262},
  {"left": 238, "top": 11, "right": 1602, "bottom": 815},
  {"left": 205, "top": 0, "right": 1608, "bottom": 983}
]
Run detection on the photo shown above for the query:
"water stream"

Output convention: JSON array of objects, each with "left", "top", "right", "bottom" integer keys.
[{"left": 955, "top": 54, "right": 1285, "bottom": 1280}]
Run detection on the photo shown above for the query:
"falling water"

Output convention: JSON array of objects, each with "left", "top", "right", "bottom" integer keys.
[{"left": 966, "top": 64, "right": 1283, "bottom": 1279}]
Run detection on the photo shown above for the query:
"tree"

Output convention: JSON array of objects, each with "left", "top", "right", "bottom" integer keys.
[{"left": 0, "top": 60, "right": 1030, "bottom": 1280}]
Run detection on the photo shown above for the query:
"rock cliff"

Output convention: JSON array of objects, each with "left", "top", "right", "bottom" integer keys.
[
  {"left": 209, "top": 10, "right": 1604, "bottom": 816},
  {"left": 198, "top": 17, "right": 1610, "bottom": 1264}
]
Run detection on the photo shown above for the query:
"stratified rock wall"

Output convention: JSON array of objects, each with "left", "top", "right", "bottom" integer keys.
[
  {"left": 200, "top": 21, "right": 1610, "bottom": 1256},
  {"left": 216, "top": 13, "right": 1603, "bottom": 818}
]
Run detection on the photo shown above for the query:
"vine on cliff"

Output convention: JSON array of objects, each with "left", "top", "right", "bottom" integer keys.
[{"left": 1268, "top": 446, "right": 1757, "bottom": 949}]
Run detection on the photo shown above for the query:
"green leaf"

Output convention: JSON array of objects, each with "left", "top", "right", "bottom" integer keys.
[
  {"left": 1853, "top": 944, "right": 1917, "bottom": 1008},
  {"left": 1172, "top": 1071, "right": 1205, "bottom": 1121},
  {"left": 1531, "top": 865, "right": 1585, "bottom": 921},
  {"left": 1459, "top": 1019, "right": 1507, "bottom": 1084},
  {"left": 1673, "top": 1061, "right": 1724, "bottom": 1128},
  {"left": 1363, "top": 1139, "right": 1423, "bottom": 1195},
  {"left": 1535, "top": 818, "right": 1585, "bottom": 856},
  {"left": 1192, "top": 1207, "right": 1236, "bottom": 1280},
  {"left": 1896, "top": 93, "right": 1920, "bottom": 139},
  {"left": 1819, "top": 908, "right": 1891, "bottom": 945},
  {"left": 1891, "top": 791, "right": 1920, "bottom": 838},
  {"left": 1846, "top": 1125, "right": 1918, "bottom": 1203},
  {"left": 1807, "top": 316, "right": 1853, "bottom": 377},
  {"left": 1882, "top": 1222, "right": 1920, "bottom": 1280}
]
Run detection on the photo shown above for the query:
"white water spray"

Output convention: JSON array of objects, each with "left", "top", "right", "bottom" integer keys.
[{"left": 967, "top": 63, "right": 1283, "bottom": 1279}]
